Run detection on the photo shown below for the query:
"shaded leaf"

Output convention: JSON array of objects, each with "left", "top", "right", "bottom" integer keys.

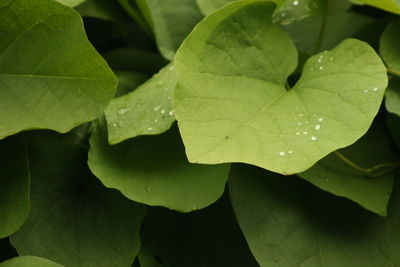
[
  {"left": 385, "top": 79, "right": 400, "bottom": 117},
  {"left": 0, "top": 135, "right": 29, "bottom": 238},
  {"left": 0, "top": 0, "right": 117, "bottom": 139},
  {"left": 138, "top": 195, "right": 259, "bottom": 267},
  {"left": 230, "top": 165, "right": 400, "bottom": 267},
  {"left": 76, "top": 0, "right": 129, "bottom": 21},
  {"left": 11, "top": 142, "right": 145, "bottom": 267},
  {"left": 88, "top": 120, "right": 230, "bottom": 212},
  {"left": 380, "top": 20, "right": 400, "bottom": 75},
  {"left": 105, "top": 64, "right": 176, "bottom": 144},
  {"left": 0, "top": 256, "right": 62, "bottom": 267},
  {"left": 174, "top": 0, "right": 387, "bottom": 174},
  {"left": 298, "top": 124, "right": 394, "bottom": 216}
]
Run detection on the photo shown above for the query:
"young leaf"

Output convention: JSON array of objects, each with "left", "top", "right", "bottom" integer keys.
[
  {"left": 0, "top": 135, "right": 29, "bottom": 239},
  {"left": 0, "top": 0, "right": 117, "bottom": 139},
  {"left": 0, "top": 256, "right": 62, "bottom": 267},
  {"left": 11, "top": 143, "right": 145, "bottom": 267},
  {"left": 298, "top": 124, "right": 394, "bottom": 216},
  {"left": 144, "top": 0, "right": 204, "bottom": 60},
  {"left": 174, "top": 0, "right": 388, "bottom": 174},
  {"left": 354, "top": 0, "right": 400, "bottom": 14},
  {"left": 88, "top": 120, "right": 230, "bottom": 212},
  {"left": 105, "top": 64, "right": 176, "bottom": 144},
  {"left": 230, "top": 165, "right": 400, "bottom": 266},
  {"left": 380, "top": 20, "right": 400, "bottom": 76},
  {"left": 138, "top": 196, "right": 258, "bottom": 267}
]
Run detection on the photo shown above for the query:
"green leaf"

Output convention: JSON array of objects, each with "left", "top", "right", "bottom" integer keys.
[
  {"left": 298, "top": 124, "right": 394, "bottom": 216},
  {"left": 284, "top": 0, "right": 373, "bottom": 55},
  {"left": 57, "top": 0, "right": 85, "bottom": 7},
  {"left": 11, "top": 142, "right": 145, "bottom": 267},
  {"left": 105, "top": 64, "right": 176, "bottom": 144},
  {"left": 229, "top": 165, "right": 400, "bottom": 266},
  {"left": 196, "top": 0, "right": 234, "bottom": 14},
  {"left": 0, "top": 0, "right": 117, "bottom": 139},
  {"left": 0, "top": 135, "right": 29, "bottom": 238},
  {"left": 118, "top": 0, "right": 153, "bottom": 35},
  {"left": 380, "top": 20, "right": 400, "bottom": 76},
  {"left": 385, "top": 79, "right": 400, "bottom": 117},
  {"left": 138, "top": 196, "right": 258, "bottom": 267},
  {"left": 88, "top": 120, "right": 230, "bottom": 212},
  {"left": 144, "top": 0, "right": 204, "bottom": 60},
  {"left": 76, "top": 0, "right": 129, "bottom": 21},
  {"left": 0, "top": 256, "right": 62, "bottom": 267},
  {"left": 355, "top": 0, "right": 400, "bottom": 14},
  {"left": 174, "top": 0, "right": 388, "bottom": 174},
  {"left": 114, "top": 70, "right": 149, "bottom": 98}
]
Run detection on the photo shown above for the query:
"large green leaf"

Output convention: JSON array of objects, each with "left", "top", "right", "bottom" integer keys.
[
  {"left": 355, "top": 0, "right": 400, "bottom": 14},
  {"left": 298, "top": 124, "right": 394, "bottom": 216},
  {"left": 230, "top": 165, "right": 400, "bottom": 266},
  {"left": 88, "top": 120, "right": 230, "bottom": 212},
  {"left": 144, "top": 0, "right": 204, "bottom": 60},
  {"left": 105, "top": 64, "right": 176, "bottom": 144},
  {"left": 0, "top": 135, "right": 29, "bottom": 238},
  {"left": 11, "top": 142, "right": 145, "bottom": 267},
  {"left": 380, "top": 20, "right": 400, "bottom": 76},
  {"left": 0, "top": 256, "right": 62, "bottom": 267},
  {"left": 284, "top": 0, "right": 373, "bottom": 55},
  {"left": 0, "top": 0, "right": 116, "bottom": 139},
  {"left": 174, "top": 0, "right": 387, "bottom": 174},
  {"left": 138, "top": 196, "right": 258, "bottom": 267}
]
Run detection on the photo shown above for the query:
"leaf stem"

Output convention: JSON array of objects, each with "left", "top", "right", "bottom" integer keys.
[
  {"left": 333, "top": 151, "right": 400, "bottom": 178},
  {"left": 387, "top": 68, "right": 400, "bottom": 78}
]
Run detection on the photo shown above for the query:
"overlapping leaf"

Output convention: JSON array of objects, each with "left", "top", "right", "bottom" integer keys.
[
  {"left": 354, "top": 0, "right": 400, "bottom": 14},
  {"left": 174, "top": 0, "right": 388, "bottom": 174},
  {"left": 230, "top": 165, "right": 400, "bottom": 267},
  {"left": 0, "top": 0, "right": 116, "bottom": 139},
  {"left": 88, "top": 120, "right": 230, "bottom": 212},
  {"left": 299, "top": 124, "right": 394, "bottom": 216},
  {"left": 0, "top": 256, "right": 62, "bottom": 267},
  {"left": 11, "top": 142, "right": 145, "bottom": 267},
  {"left": 105, "top": 64, "right": 176, "bottom": 144}
]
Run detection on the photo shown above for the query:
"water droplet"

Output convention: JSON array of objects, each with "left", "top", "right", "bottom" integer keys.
[
  {"left": 329, "top": 57, "right": 334, "bottom": 62},
  {"left": 293, "top": 0, "right": 299, "bottom": 5},
  {"left": 288, "top": 150, "right": 293, "bottom": 154},
  {"left": 364, "top": 89, "right": 369, "bottom": 93},
  {"left": 319, "top": 66, "right": 324, "bottom": 70},
  {"left": 169, "top": 110, "right": 174, "bottom": 116},
  {"left": 279, "top": 152, "right": 286, "bottom": 156},
  {"left": 315, "top": 124, "right": 321, "bottom": 130},
  {"left": 148, "top": 127, "right": 153, "bottom": 131},
  {"left": 373, "top": 87, "right": 378, "bottom": 91},
  {"left": 311, "top": 136, "right": 318, "bottom": 141},
  {"left": 318, "top": 118, "right": 324, "bottom": 122},
  {"left": 167, "top": 96, "right": 171, "bottom": 100},
  {"left": 296, "top": 132, "right": 300, "bottom": 136},
  {"left": 157, "top": 81, "right": 163, "bottom": 85},
  {"left": 297, "top": 122, "right": 302, "bottom": 126},
  {"left": 299, "top": 113, "right": 304, "bottom": 117},
  {"left": 117, "top": 108, "right": 131, "bottom": 115},
  {"left": 305, "top": 121, "right": 309, "bottom": 124},
  {"left": 153, "top": 105, "right": 161, "bottom": 111},
  {"left": 218, "top": 160, "right": 224, "bottom": 163},
  {"left": 112, "top": 123, "right": 117, "bottom": 128},
  {"left": 160, "top": 109, "right": 166, "bottom": 114},
  {"left": 303, "top": 131, "right": 308, "bottom": 135},
  {"left": 169, "top": 65, "right": 175, "bottom": 71}
]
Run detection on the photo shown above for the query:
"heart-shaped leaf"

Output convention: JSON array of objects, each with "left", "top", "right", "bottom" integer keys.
[
  {"left": 105, "top": 64, "right": 176, "bottom": 144},
  {"left": 88, "top": 119, "right": 230, "bottom": 212},
  {"left": 0, "top": 135, "right": 29, "bottom": 238},
  {"left": 11, "top": 142, "right": 145, "bottom": 267},
  {"left": 0, "top": 256, "right": 62, "bottom": 267},
  {"left": 0, "top": 0, "right": 116, "bottom": 139},
  {"left": 174, "top": 0, "right": 387, "bottom": 174},
  {"left": 298, "top": 124, "right": 394, "bottom": 216},
  {"left": 230, "top": 165, "right": 400, "bottom": 267}
]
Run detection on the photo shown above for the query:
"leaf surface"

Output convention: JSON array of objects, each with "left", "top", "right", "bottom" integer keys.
[
  {"left": 11, "top": 142, "right": 145, "bottom": 267},
  {"left": 105, "top": 64, "right": 176, "bottom": 144},
  {"left": 355, "top": 0, "right": 400, "bottom": 14},
  {"left": 298, "top": 125, "right": 394, "bottom": 216},
  {"left": 0, "top": 0, "right": 116, "bottom": 139},
  {"left": 230, "top": 165, "right": 400, "bottom": 266},
  {"left": 174, "top": 0, "right": 388, "bottom": 174},
  {"left": 0, "top": 256, "right": 62, "bottom": 267},
  {"left": 0, "top": 135, "right": 29, "bottom": 238},
  {"left": 88, "top": 120, "right": 230, "bottom": 212}
]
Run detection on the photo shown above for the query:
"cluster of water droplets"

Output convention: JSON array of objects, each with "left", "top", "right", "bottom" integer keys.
[
  {"left": 309, "top": 52, "right": 335, "bottom": 72},
  {"left": 278, "top": 113, "right": 324, "bottom": 157},
  {"left": 275, "top": 0, "right": 320, "bottom": 25}
]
